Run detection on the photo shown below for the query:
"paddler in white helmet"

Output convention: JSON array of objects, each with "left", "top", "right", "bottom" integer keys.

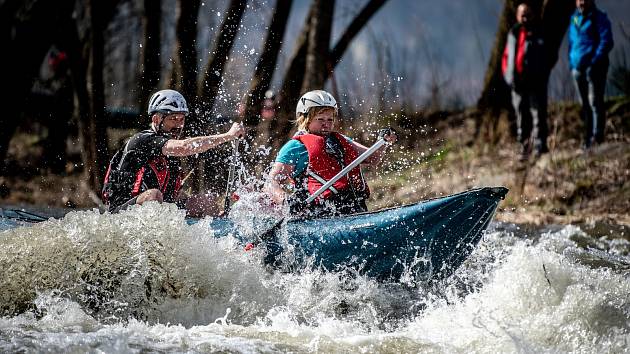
[
  {"left": 267, "top": 90, "right": 397, "bottom": 217},
  {"left": 102, "top": 89, "right": 245, "bottom": 216}
]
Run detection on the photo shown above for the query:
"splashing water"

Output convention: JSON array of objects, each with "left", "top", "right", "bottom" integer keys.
[{"left": 1, "top": 203, "right": 629, "bottom": 353}]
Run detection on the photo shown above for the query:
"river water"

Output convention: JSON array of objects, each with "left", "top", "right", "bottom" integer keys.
[{"left": 1, "top": 202, "right": 629, "bottom": 353}]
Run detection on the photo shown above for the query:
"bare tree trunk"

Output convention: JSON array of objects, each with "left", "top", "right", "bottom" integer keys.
[
  {"left": 302, "top": 0, "right": 334, "bottom": 92},
  {"left": 84, "top": 0, "right": 110, "bottom": 191},
  {"left": 0, "top": 0, "right": 74, "bottom": 173},
  {"left": 139, "top": 0, "right": 162, "bottom": 123},
  {"left": 64, "top": 0, "right": 119, "bottom": 192},
  {"left": 197, "top": 0, "right": 247, "bottom": 133},
  {"left": 170, "top": 0, "right": 200, "bottom": 108},
  {"left": 268, "top": 8, "right": 312, "bottom": 151},
  {"left": 540, "top": 0, "right": 574, "bottom": 77},
  {"left": 171, "top": 0, "right": 201, "bottom": 195},
  {"left": 64, "top": 22, "right": 93, "bottom": 184},
  {"left": 271, "top": 0, "right": 388, "bottom": 150},
  {"left": 190, "top": 0, "right": 247, "bottom": 196},
  {"left": 477, "top": 0, "right": 519, "bottom": 116},
  {"left": 243, "top": 0, "right": 293, "bottom": 128}
]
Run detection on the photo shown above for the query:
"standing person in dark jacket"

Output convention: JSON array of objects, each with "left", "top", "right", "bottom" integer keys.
[
  {"left": 502, "top": 3, "right": 548, "bottom": 159},
  {"left": 569, "top": 0, "right": 614, "bottom": 148},
  {"left": 102, "top": 89, "right": 245, "bottom": 215}
]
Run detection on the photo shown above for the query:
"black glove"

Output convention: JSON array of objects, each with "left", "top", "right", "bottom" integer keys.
[{"left": 286, "top": 193, "right": 308, "bottom": 214}]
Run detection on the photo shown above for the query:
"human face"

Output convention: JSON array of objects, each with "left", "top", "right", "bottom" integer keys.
[
  {"left": 576, "top": 0, "right": 593, "bottom": 13},
  {"left": 159, "top": 112, "right": 186, "bottom": 138},
  {"left": 307, "top": 108, "right": 335, "bottom": 136},
  {"left": 516, "top": 4, "right": 532, "bottom": 26}
]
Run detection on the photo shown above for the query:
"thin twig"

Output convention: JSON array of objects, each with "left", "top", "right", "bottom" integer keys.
[
  {"left": 542, "top": 263, "right": 552, "bottom": 287},
  {"left": 180, "top": 168, "right": 196, "bottom": 186}
]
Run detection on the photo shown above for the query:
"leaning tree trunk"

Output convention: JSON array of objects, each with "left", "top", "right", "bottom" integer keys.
[
  {"left": 171, "top": 0, "right": 200, "bottom": 110},
  {"left": 242, "top": 0, "right": 293, "bottom": 174},
  {"left": 197, "top": 0, "right": 247, "bottom": 133},
  {"left": 326, "top": 0, "right": 388, "bottom": 73},
  {"left": 192, "top": 0, "right": 247, "bottom": 195},
  {"left": 271, "top": 0, "right": 388, "bottom": 151},
  {"left": 243, "top": 0, "right": 294, "bottom": 128},
  {"left": 139, "top": 0, "right": 162, "bottom": 124}
]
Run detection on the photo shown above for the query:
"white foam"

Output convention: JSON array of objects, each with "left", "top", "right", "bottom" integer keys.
[{"left": 1, "top": 210, "right": 629, "bottom": 352}]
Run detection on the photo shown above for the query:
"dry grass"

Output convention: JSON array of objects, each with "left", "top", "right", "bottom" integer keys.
[{"left": 367, "top": 98, "right": 630, "bottom": 226}]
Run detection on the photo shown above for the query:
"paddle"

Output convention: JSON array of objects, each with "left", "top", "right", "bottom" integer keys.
[
  {"left": 223, "top": 137, "right": 240, "bottom": 215},
  {"left": 305, "top": 137, "right": 386, "bottom": 204},
  {"left": 0, "top": 208, "right": 48, "bottom": 223},
  {"left": 246, "top": 136, "right": 389, "bottom": 250}
]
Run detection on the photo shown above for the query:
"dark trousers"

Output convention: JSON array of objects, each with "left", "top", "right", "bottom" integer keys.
[
  {"left": 572, "top": 61, "right": 608, "bottom": 146},
  {"left": 511, "top": 84, "right": 548, "bottom": 153}
]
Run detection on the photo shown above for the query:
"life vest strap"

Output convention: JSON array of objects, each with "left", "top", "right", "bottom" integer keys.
[{"left": 307, "top": 169, "right": 339, "bottom": 194}]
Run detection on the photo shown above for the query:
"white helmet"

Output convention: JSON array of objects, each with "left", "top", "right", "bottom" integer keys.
[
  {"left": 296, "top": 90, "right": 337, "bottom": 117},
  {"left": 147, "top": 89, "right": 189, "bottom": 115}
]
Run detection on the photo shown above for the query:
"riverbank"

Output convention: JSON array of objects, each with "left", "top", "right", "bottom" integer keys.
[
  {"left": 1, "top": 98, "right": 629, "bottom": 228},
  {"left": 368, "top": 97, "right": 630, "bottom": 227}
]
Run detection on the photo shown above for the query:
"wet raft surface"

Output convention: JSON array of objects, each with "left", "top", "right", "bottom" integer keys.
[{"left": 193, "top": 187, "right": 508, "bottom": 280}]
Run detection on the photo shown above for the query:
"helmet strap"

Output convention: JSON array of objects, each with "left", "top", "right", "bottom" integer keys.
[
  {"left": 151, "top": 113, "right": 167, "bottom": 133},
  {"left": 157, "top": 114, "right": 166, "bottom": 133}
]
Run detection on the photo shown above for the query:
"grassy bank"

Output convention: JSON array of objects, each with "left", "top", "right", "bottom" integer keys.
[{"left": 367, "top": 97, "right": 630, "bottom": 225}]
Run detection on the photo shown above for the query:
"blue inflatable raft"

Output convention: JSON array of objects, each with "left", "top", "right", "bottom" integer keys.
[
  {"left": 1, "top": 187, "right": 507, "bottom": 281},
  {"left": 193, "top": 186, "right": 508, "bottom": 281}
]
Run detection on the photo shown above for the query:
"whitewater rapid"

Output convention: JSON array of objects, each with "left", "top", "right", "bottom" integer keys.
[{"left": 1, "top": 202, "right": 629, "bottom": 353}]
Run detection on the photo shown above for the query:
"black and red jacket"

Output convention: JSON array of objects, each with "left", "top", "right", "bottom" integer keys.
[
  {"left": 293, "top": 132, "right": 369, "bottom": 203},
  {"left": 102, "top": 130, "right": 182, "bottom": 211}
]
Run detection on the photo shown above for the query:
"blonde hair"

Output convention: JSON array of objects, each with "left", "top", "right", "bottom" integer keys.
[{"left": 295, "top": 106, "right": 337, "bottom": 131}]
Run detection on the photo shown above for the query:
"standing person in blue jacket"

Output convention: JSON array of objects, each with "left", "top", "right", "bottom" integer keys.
[
  {"left": 502, "top": 3, "right": 548, "bottom": 159},
  {"left": 569, "top": 0, "right": 614, "bottom": 149}
]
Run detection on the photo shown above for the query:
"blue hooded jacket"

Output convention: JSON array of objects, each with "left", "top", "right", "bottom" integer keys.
[{"left": 568, "top": 7, "right": 614, "bottom": 70}]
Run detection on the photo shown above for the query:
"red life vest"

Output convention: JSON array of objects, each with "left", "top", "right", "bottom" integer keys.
[
  {"left": 294, "top": 132, "right": 369, "bottom": 202},
  {"left": 102, "top": 143, "right": 182, "bottom": 208},
  {"left": 142, "top": 155, "right": 182, "bottom": 198}
]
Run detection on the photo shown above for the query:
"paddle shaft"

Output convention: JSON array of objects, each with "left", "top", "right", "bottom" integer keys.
[
  {"left": 305, "top": 138, "right": 386, "bottom": 204},
  {"left": 223, "top": 138, "right": 240, "bottom": 214},
  {"left": 252, "top": 138, "right": 386, "bottom": 247}
]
